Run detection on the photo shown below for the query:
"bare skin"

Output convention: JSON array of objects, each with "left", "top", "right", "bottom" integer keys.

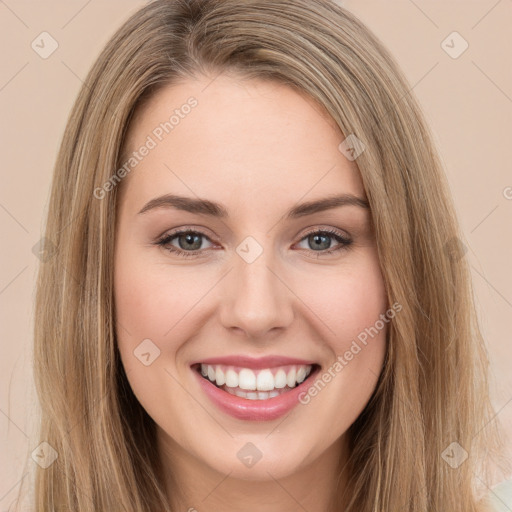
[{"left": 114, "top": 73, "right": 388, "bottom": 512}]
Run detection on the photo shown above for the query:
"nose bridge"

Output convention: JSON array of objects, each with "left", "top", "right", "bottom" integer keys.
[{"left": 219, "top": 237, "right": 294, "bottom": 337}]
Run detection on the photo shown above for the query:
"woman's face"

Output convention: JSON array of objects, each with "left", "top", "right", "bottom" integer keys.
[{"left": 114, "top": 74, "right": 388, "bottom": 483}]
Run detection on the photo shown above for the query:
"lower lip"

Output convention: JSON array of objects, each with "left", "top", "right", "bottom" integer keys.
[{"left": 192, "top": 366, "right": 320, "bottom": 421}]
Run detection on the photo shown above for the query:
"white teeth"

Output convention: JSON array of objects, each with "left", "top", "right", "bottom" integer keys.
[
  {"left": 286, "top": 367, "right": 296, "bottom": 388},
  {"left": 225, "top": 369, "right": 239, "bottom": 388},
  {"left": 238, "top": 369, "right": 257, "bottom": 390},
  {"left": 198, "top": 363, "right": 314, "bottom": 391},
  {"left": 274, "top": 369, "right": 287, "bottom": 388},
  {"left": 215, "top": 366, "right": 225, "bottom": 386},
  {"left": 256, "top": 369, "right": 275, "bottom": 391},
  {"left": 224, "top": 386, "right": 294, "bottom": 400},
  {"left": 296, "top": 366, "right": 307, "bottom": 383}
]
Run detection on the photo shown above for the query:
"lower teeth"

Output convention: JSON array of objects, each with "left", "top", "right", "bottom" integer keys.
[
  {"left": 221, "top": 385, "right": 294, "bottom": 400},
  {"left": 200, "top": 373, "right": 296, "bottom": 400}
]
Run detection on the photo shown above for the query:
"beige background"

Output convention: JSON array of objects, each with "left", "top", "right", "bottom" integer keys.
[{"left": 1, "top": 0, "right": 511, "bottom": 509}]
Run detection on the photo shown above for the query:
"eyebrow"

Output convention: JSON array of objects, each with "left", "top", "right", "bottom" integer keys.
[{"left": 137, "top": 193, "right": 370, "bottom": 219}]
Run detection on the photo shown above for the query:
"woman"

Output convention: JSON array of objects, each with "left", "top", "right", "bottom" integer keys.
[{"left": 23, "top": 0, "right": 510, "bottom": 510}]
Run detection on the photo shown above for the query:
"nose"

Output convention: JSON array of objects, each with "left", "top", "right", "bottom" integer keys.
[{"left": 218, "top": 246, "right": 295, "bottom": 339}]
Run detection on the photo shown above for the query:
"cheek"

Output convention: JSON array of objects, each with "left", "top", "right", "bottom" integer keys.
[
  {"left": 293, "top": 256, "right": 389, "bottom": 424},
  {"left": 334, "top": 269, "right": 388, "bottom": 348},
  {"left": 295, "top": 253, "right": 388, "bottom": 350},
  {"left": 113, "top": 246, "right": 205, "bottom": 394},
  {"left": 114, "top": 249, "right": 204, "bottom": 342},
  {"left": 113, "top": 250, "right": 204, "bottom": 426},
  {"left": 334, "top": 263, "right": 388, "bottom": 375}
]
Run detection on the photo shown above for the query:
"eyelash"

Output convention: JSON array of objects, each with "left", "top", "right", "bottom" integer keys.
[{"left": 154, "top": 227, "right": 353, "bottom": 259}]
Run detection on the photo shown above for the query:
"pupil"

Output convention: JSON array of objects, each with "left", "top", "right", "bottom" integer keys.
[
  {"left": 180, "top": 233, "right": 201, "bottom": 250},
  {"left": 311, "top": 234, "right": 329, "bottom": 250}
]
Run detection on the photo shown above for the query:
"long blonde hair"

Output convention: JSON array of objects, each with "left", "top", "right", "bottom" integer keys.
[{"left": 20, "top": 0, "right": 509, "bottom": 510}]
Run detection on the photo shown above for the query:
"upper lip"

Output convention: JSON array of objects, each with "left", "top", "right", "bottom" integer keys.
[{"left": 191, "top": 355, "right": 318, "bottom": 370}]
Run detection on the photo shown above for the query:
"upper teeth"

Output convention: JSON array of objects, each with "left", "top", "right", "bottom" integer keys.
[{"left": 200, "top": 364, "right": 312, "bottom": 391}]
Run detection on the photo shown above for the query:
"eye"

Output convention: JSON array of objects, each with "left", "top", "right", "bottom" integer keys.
[
  {"left": 155, "top": 229, "right": 215, "bottom": 258},
  {"left": 154, "top": 227, "right": 353, "bottom": 258},
  {"left": 294, "top": 228, "right": 352, "bottom": 256}
]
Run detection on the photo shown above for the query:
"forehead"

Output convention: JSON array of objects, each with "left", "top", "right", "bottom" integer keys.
[{"left": 118, "top": 74, "right": 365, "bottom": 215}]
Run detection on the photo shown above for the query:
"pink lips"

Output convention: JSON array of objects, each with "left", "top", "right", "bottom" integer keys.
[{"left": 191, "top": 355, "right": 320, "bottom": 421}]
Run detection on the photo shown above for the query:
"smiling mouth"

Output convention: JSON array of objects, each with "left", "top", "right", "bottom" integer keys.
[{"left": 192, "top": 363, "right": 320, "bottom": 400}]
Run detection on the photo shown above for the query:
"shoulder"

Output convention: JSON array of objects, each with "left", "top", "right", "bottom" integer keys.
[{"left": 486, "top": 479, "right": 512, "bottom": 511}]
